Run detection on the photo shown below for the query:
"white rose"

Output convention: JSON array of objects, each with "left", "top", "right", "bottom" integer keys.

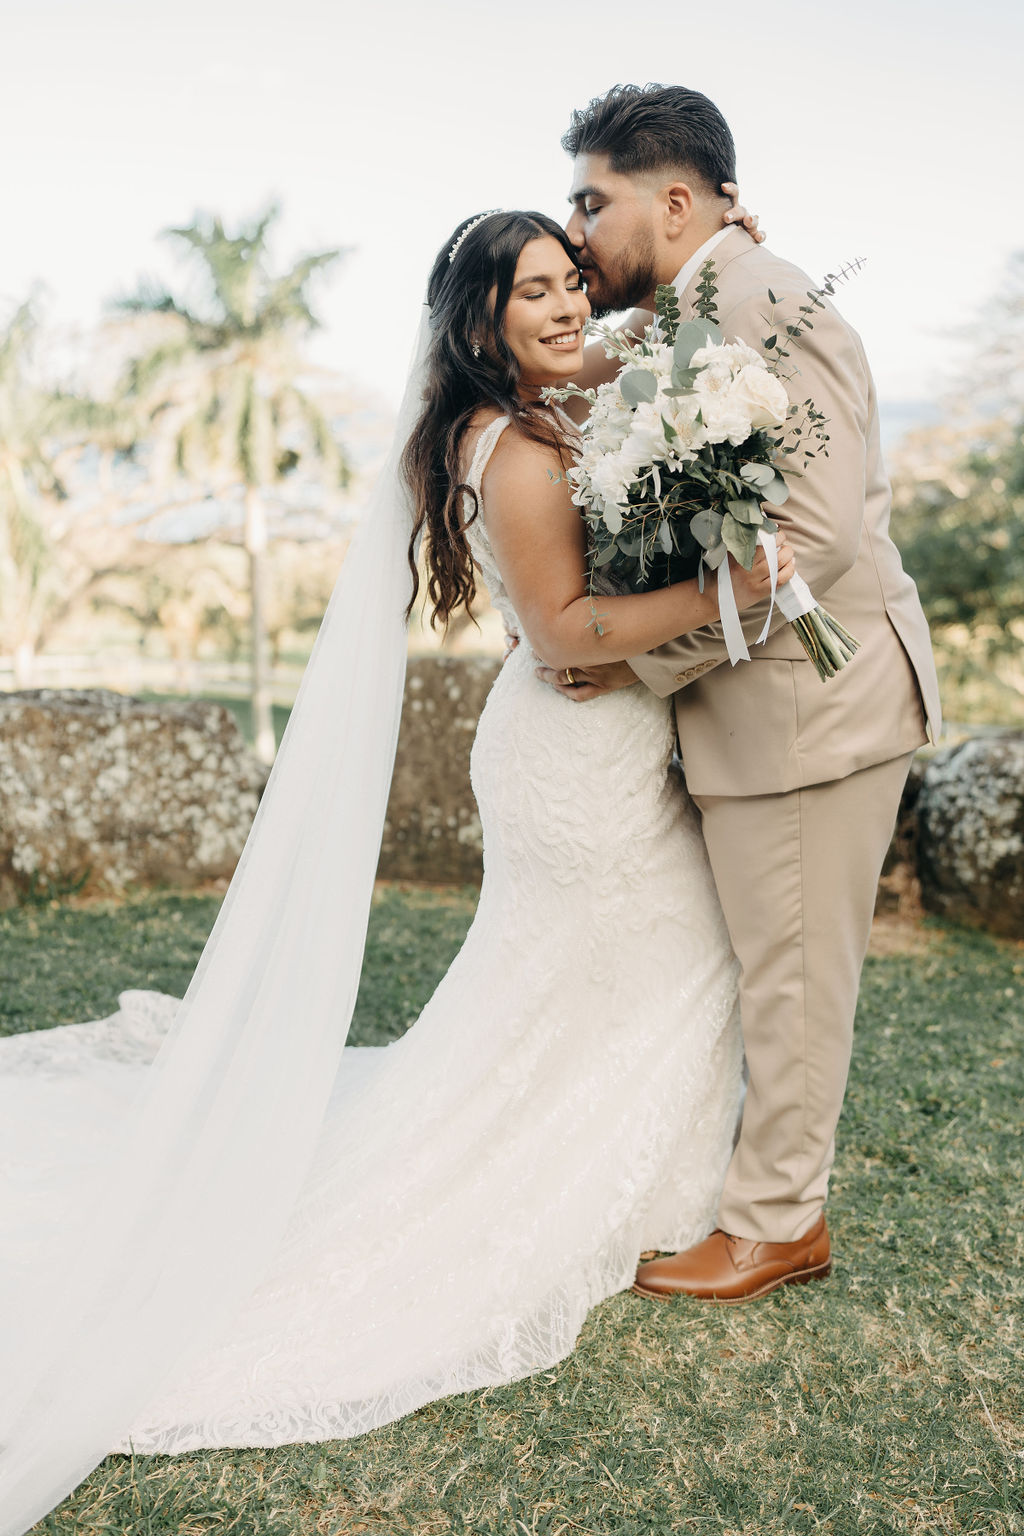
[
  {"left": 694, "top": 382, "right": 756, "bottom": 446},
  {"left": 730, "top": 365, "right": 790, "bottom": 430}
]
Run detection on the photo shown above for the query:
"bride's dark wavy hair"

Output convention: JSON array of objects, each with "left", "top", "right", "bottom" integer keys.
[{"left": 402, "top": 210, "right": 583, "bottom": 630}]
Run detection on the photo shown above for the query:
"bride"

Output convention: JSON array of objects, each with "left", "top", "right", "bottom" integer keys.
[{"left": 0, "top": 205, "right": 788, "bottom": 1534}]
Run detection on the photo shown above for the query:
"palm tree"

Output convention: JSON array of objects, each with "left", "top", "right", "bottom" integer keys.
[{"left": 117, "top": 205, "right": 349, "bottom": 761}]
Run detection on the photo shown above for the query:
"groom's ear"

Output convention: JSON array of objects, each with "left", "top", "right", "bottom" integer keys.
[{"left": 661, "top": 180, "right": 697, "bottom": 236}]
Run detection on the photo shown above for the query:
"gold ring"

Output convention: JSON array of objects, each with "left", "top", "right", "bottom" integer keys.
[{"left": 565, "top": 668, "right": 576, "bottom": 685}]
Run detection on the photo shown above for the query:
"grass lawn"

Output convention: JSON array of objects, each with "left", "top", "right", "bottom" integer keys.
[{"left": 1, "top": 889, "right": 1021, "bottom": 1536}]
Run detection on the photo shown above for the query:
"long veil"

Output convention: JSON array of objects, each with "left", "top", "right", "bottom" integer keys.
[{"left": 0, "top": 310, "right": 432, "bottom": 1536}]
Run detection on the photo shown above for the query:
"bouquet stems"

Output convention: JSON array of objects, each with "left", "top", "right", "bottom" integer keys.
[{"left": 790, "top": 608, "right": 860, "bottom": 681}]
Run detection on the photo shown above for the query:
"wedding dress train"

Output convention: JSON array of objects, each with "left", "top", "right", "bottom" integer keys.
[{"left": 0, "top": 415, "right": 740, "bottom": 1457}]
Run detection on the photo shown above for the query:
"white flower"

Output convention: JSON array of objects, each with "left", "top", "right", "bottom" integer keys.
[
  {"left": 589, "top": 454, "right": 632, "bottom": 509},
  {"left": 620, "top": 402, "right": 668, "bottom": 466},
  {"left": 690, "top": 338, "right": 763, "bottom": 373},
  {"left": 662, "top": 393, "right": 707, "bottom": 454},
  {"left": 729, "top": 365, "right": 790, "bottom": 430},
  {"left": 588, "top": 392, "right": 634, "bottom": 452},
  {"left": 641, "top": 341, "right": 677, "bottom": 374},
  {"left": 693, "top": 380, "right": 757, "bottom": 446}
]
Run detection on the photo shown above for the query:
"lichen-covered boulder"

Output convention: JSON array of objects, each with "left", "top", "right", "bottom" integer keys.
[
  {"left": 876, "top": 756, "right": 926, "bottom": 916},
  {"left": 0, "top": 689, "right": 266, "bottom": 905},
  {"left": 379, "top": 656, "right": 500, "bottom": 884},
  {"left": 917, "top": 732, "right": 1024, "bottom": 938}
]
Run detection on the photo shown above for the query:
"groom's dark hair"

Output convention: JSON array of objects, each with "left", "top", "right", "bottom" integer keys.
[{"left": 562, "top": 83, "right": 736, "bottom": 194}]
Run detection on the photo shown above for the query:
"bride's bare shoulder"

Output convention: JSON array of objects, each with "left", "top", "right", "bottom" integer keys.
[
  {"left": 482, "top": 424, "right": 571, "bottom": 510},
  {"left": 463, "top": 408, "right": 571, "bottom": 494}
]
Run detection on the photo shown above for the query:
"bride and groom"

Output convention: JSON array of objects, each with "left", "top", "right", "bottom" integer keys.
[{"left": 0, "top": 82, "right": 940, "bottom": 1534}]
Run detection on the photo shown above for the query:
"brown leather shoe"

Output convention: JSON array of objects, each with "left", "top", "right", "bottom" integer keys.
[{"left": 633, "top": 1214, "right": 831, "bottom": 1305}]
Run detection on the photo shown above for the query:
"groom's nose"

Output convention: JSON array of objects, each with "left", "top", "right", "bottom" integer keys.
[{"left": 565, "top": 209, "right": 585, "bottom": 248}]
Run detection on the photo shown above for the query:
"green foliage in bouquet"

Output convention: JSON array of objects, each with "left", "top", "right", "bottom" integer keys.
[{"left": 693, "top": 258, "right": 720, "bottom": 324}]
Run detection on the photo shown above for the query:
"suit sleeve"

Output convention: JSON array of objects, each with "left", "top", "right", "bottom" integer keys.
[{"left": 628, "top": 288, "right": 871, "bottom": 698}]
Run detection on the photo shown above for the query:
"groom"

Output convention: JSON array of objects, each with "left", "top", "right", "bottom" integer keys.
[{"left": 539, "top": 84, "right": 941, "bottom": 1301}]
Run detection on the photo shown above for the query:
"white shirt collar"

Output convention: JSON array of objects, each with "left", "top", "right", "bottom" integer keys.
[{"left": 671, "top": 226, "right": 731, "bottom": 301}]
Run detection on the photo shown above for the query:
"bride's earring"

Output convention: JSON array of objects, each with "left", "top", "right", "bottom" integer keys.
[{"left": 471, "top": 340, "right": 481, "bottom": 358}]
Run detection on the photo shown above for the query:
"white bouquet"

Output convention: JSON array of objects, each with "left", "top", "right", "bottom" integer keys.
[{"left": 545, "top": 262, "right": 861, "bottom": 680}]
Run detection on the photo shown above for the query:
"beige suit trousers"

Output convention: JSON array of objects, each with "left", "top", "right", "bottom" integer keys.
[{"left": 691, "top": 749, "right": 916, "bottom": 1244}]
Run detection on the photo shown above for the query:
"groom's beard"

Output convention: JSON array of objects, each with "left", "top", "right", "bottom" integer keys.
[{"left": 584, "top": 235, "right": 658, "bottom": 318}]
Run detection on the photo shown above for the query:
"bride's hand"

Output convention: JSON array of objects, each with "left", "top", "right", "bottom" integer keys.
[
  {"left": 729, "top": 531, "right": 794, "bottom": 611},
  {"left": 534, "top": 659, "right": 637, "bottom": 701},
  {"left": 721, "top": 183, "right": 765, "bottom": 243}
]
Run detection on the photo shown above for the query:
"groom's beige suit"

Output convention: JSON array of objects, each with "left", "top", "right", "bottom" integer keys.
[{"left": 629, "top": 227, "right": 941, "bottom": 1243}]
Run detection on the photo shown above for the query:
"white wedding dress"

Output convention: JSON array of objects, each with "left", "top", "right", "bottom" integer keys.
[{"left": 0, "top": 415, "right": 741, "bottom": 1456}]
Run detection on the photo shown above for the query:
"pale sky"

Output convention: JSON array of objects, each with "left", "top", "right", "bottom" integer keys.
[{"left": 3, "top": 0, "right": 1022, "bottom": 411}]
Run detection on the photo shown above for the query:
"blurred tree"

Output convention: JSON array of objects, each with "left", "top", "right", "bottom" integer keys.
[
  {"left": 89, "top": 544, "right": 250, "bottom": 689},
  {"left": 116, "top": 206, "right": 349, "bottom": 760},
  {"left": 0, "top": 297, "right": 131, "bottom": 686},
  {"left": 969, "top": 249, "right": 1024, "bottom": 417},
  {"left": 890, "top": 249, "right": 1024, "bottom": 722},
  {"left": 263, "top": 540, "right": 347, "bottom": 667},
  {"left": 0, "top": 298, "right": 63, "bottom": 685},
  {"left": 893, "top": 421, "right": 1024, "bottom": 720}
]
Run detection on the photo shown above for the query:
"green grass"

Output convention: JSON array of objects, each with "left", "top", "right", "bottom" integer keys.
[{"left": 1, "top": 892, "right": 1021, "bottom": 1536}]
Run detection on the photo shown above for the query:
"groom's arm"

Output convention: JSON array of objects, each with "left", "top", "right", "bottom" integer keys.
[{"left": 628, "top": 286, "right": 871, "bottom": 699}]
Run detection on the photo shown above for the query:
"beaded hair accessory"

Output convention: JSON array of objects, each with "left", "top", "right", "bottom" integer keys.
[{"left": 448, "top": 209, "right": 503, "bottom": 264}]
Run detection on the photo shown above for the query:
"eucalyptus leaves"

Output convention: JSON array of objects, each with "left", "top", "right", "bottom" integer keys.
[{"left": 543, "top": 261, "right": 861, "bottom": 680}]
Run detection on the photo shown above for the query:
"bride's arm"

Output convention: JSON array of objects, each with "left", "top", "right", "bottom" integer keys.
[{"left": 483, "top": 432, "right": 787, "bottom": 672}]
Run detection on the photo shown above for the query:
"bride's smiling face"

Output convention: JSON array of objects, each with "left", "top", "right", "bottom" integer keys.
[{"left": 497, "top": 235, "right": 590, "bottom": 391}]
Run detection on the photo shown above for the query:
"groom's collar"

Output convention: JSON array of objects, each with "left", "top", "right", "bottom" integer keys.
[
  {"left": 670, "top": 227, "right": 731, "bottom": 300},
  {"left": 673, "top": 224, "right": 760, "bottom": 311}
]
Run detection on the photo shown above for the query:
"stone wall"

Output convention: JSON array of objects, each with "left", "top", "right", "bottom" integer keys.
[
  {"left": 0, "top": 690, "right": 266, "bottom": 904},
  {"left": 916, "top": 733, "right": 1024, "bottom": 938},
  {"left": 3, "top": 674, "right": 1022, "bottom": 941},
  {"left": 379, "top": 672, "right": 1024, "bottom": 942}
]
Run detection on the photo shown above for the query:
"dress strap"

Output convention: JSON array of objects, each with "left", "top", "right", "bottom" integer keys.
[{"left": 465, "top": 415, "right": 510, "bottom": 491}]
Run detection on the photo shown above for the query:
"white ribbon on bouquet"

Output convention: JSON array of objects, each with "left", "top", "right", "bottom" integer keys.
[{"left": 713, "top": 528, "right": 818, "bottom": 666}]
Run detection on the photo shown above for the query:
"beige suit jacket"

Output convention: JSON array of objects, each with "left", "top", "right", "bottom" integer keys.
[{"left": 628, "top": 227, "right": 942, "bottom": 797}]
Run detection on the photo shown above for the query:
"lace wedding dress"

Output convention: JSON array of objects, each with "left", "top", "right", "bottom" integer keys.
[{"left": 0, "top": 415, "right": 740, "bottom": 1456}]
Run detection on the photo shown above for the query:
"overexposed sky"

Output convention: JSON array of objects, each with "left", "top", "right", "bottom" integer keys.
[{"left": 3, "top": 0, "right": 1022, "bottom": 408}]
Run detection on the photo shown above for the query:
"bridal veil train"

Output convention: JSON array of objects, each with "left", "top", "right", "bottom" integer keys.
[{"left": 0, "top": 305, "right": 740, "bottom": 1534}]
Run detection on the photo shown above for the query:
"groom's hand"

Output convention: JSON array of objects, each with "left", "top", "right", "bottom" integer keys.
[{"left": 534, "top": 660, "right": 638, "bottom": 701}]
